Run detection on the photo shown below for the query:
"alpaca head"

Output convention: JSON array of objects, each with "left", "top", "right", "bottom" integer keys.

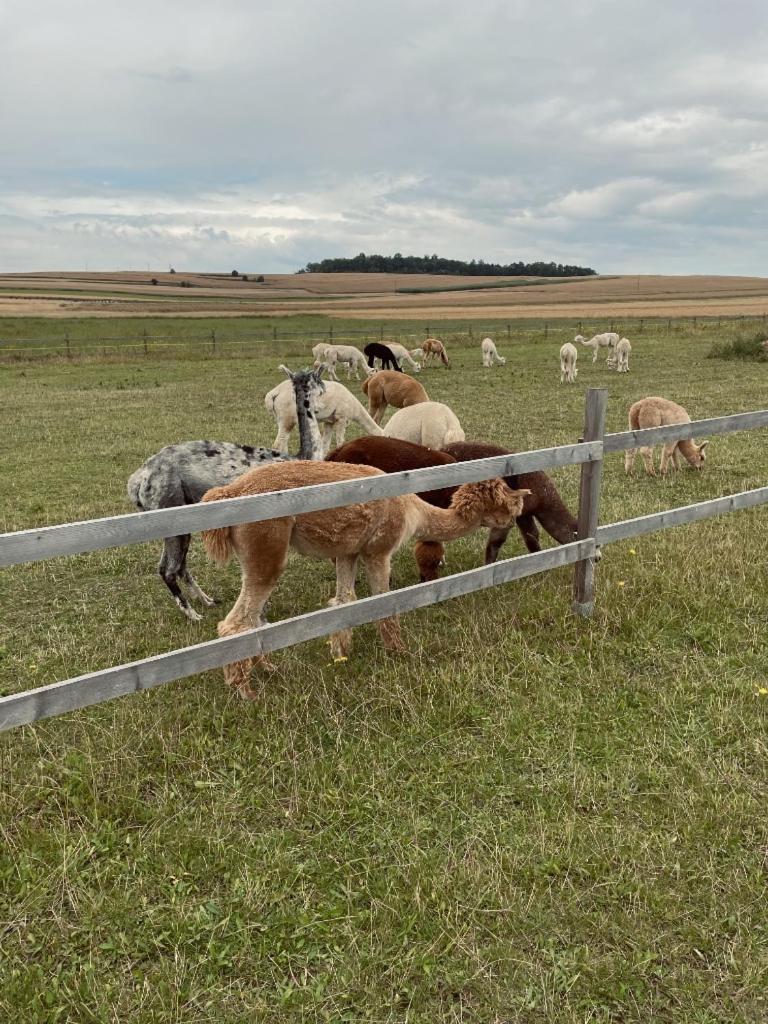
[
  {"left": 688, "top": 439, "right": 709, "bottom": 469},
  {"left": 450, "top": 478, "right": 530, "bottom": 528},
  {"left": 279, "top": 363, "right": 326, "bottom": 414},
  {"left": 414, "top": 540, "right": 445, "bottom": 583}
]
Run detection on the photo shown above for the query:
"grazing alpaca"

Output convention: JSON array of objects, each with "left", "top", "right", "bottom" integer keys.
[
  {"left": 311, "top": 343, "right": 372, "bottom": 381},
  {"left": 422, "top": 337, "right": 450, "bottom": 367},
  {"left": 383, "top": 401, "right": 465, "bottom": 448},
  {"left": 201, "top": 461, "right": 528, "bottom": 698},
  {"left": 127, "top": 365, "right": 325, "bottom": 620},
  {"left": 383, "top": 342, "right": 422, "bottom": 372},
  {"left": 327, "top": 436, "right": 579, "bottom": 581},
  {"left": 559, "top": 342, "right": 578, "bottom": 383},
  {"left": 265, "top": 378, "right": 383, "bottom": 456},
  {"left": 575, "top": 332, "right": 619, "bottom": 363},
  {"left": 362, "top": 370, "right": 429, "bottom": 424},
  {"left": 481, "top": 337, "right": 506, "bottom": 367},
  {"left": 624, "top": 397, "right": 709, "bottom": 476},
  {"left": 364, "top": 342, "right": 403, "bottom": 372},
  {"left": 607, "top": 337, "right": 631, "bottom": 373}
]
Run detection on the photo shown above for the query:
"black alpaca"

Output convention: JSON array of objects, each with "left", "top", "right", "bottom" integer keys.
[{"left": 363, "top": 342, "right": 403, "bottom": 372}]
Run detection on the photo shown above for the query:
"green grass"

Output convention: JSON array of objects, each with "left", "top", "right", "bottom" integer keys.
[
  {"left": 707, "top": 331, "right": 768, "bottom": 362},
  {"left": 1, "top": 320, "right": 768, "bottom": 1022}
]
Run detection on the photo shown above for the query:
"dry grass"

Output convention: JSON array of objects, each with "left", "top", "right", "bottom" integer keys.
[{"left": 1, "top": 271, "right": 768, "bottom": 321}]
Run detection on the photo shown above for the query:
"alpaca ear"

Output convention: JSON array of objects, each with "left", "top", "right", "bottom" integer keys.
[
  {"left": 698, "top": 440, "right": 709, "bottom": 452},
  {"left": 279, "top": 364, "right": 293, "bottom": 379},
  {"left": 312, "top": 363, "right": 327, "bottom": 381}
]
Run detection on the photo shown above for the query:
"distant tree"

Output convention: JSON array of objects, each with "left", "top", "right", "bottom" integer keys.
[
  {"left": 169, "top": 267, "right": 176, "bottom": 274},
  {"left": 256, "top": 274, "right": 265, "bottom": 283},
  {"left": 231, "top": 270, "right": 239, "bottom": 277},
  {"left": 241, "top": 274, "right": 249, "bottom": 281},
  {"left": 180, "top": 280, "right": 192, "bottom": 288},
  {"left": 150, "top": 278, "right": 158, "bottom": 286},
  {"left": 302, "top": 253, "right": 596, "bottom": 277}
]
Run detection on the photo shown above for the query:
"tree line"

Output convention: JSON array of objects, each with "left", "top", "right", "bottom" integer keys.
[{"left": 300, "top": 253, "right": 597, "bottom": 277}]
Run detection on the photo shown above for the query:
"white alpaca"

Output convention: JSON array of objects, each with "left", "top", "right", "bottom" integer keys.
[
  {"left": 383, "top": 401, "right": 465, "bottom": 449},
  {"left": 383, "top": 341, "right": 422, "bottom": 372},
  {"left": 266, "top": 378, "right": 383, "bottom": 456},
  {"left": 559, "top": 342, "right": 578, "bottom": 384},
  {"left": 481, "top": 337, "right": 506, "bottom": 367},
  {"left": 575, "top": 332, "right": 619, "bottom": 363},
  {"left": 311, "top": 343, "right": 372, "bottom": 381},
  {"left": 610, "top": 337, "right": 631, "bottom": 373}
]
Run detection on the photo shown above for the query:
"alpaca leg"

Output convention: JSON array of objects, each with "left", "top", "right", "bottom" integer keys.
[
  {"left": 273, "top": 422, "right": 294, "bottom": 453},
  {"left": 364, "top": 553, "right": 405, "bottom": 652},
  {"left": 641, "top": 446, "right": 656, "bottom": 476},
  {"left": 182, "top": 567, "right": 217, "bottom": 608},
  {"left": 513, "top": 515, "right": 540, "bottom": 554},
  {"left": 333, "top": 418, "right": 347, "bottom": 450},
  {"left": 535, "top": 509, "right": 577, "bottom": 546},
  {"left": 485, "top": 525, "right": 514, "bottom": 561},
  {"left": 672, "top": 447, "right": 682, "bottom": 470},
  {"left": 624, "top": 448, "right": 637, "bottom": 474},
  {"left": 328, "top": 554, "right": 358, "bottom": 660},
  {"left": 217, "top": 524, "right": 291, "bottom": 697},
  {"left": 660, "top": 444, "right": 677, "bottom": 475},
  {"left": 159, "top": 535, "right": 202, "bottom": 621}
]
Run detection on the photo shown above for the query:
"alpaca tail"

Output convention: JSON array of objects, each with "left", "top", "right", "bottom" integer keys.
[
  {"left": 361, "top": 377, "right": 370, "bottom": 395},
  {"left": 200, "top": 485, "right": 235, "bottom": 565}
]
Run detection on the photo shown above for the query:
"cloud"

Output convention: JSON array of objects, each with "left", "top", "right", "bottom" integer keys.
[{"left": 1, "top": 0, "right": 768, "bottom": 273}]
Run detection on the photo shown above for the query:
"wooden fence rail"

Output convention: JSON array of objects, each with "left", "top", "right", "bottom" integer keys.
[{"left": 1, "top": 392, "right": 767, "bottom": 732}]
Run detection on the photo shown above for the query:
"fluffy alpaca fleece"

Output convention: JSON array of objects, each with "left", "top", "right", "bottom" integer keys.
[
  {"left": 559, "top": 342, "right": 578, "bottom": 384},
  {"left": 363, "top": 342, "right": 403, "bottom": 372},
  {"left": 201, "top": 461, "right": 527, "bottom": 697},
  {"left": 575, "top": 332, "right": 619, "bottom": 363},
  {"left": 325, "top": 436, "right": 579, "bottom": 582},
  {"left": 607, "top": 337, "right": 631, "bottom": 373},
  {"left": 383, "top": 401, "right": 464, "bottom": 448},
  {"left": 311, "top": 343, "right": 372, "bottom": 380},
  {"left": 383, "top": 342, "right": 422, "bottom": 372},
  {"left": 361, "top": 370, "right": 429, "bottom": 424},
  {"left": 625, "top": 397, "right": 708, "bottom": 476},
  {"left": 422, "top": 337, "right": 450, "bottom": 367},
  {"left": 265, "top": 378, "right": 383, "bottom": 455},
  {"left": 481, "top": 337, "right": 506, "bottom": 367}
]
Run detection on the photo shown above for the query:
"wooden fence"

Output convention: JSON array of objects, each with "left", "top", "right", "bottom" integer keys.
[{"left": 1, "top": 392, "right": 767, "bottom": 732}]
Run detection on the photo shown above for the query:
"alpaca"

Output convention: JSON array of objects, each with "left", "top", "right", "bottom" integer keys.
[
  {"left": 326, "top": 436, "right": 579, "bottom": 581},
  {"left": 383, "top": 342, "right": 422, "bottom": 372},
  {"left": 607, "top": 337, "right": 631, "bottom": 373},
  {"left": 481, "top": 337, "right": 506, "bottom": 367},
  {"left": 624, "top": 397, "right": 709, "bottom": 476},
  {"left": 265, "top": 378, "right": 383, "bottom": 456},
  {"left": 383, "top": 401, "right": 465, "bottom": 449},
  {"left": 559, "top": 342, "right": 578, "bottom": 383},
  {"left": 361, "top": 370, "right": 429, "bottom": 424},
  {"left": 422, "top": 337, "right": 450, "bottom": 367},
  {"left": 575, "top": 332, "right": 619, "bottom": 363},
  {"left": 311, "top": 343, "right": 371, "bottom": 381},
  {"left": 364, "top": 342, "right": 403, "bottom": 372},
  {"left": 127, "top": 365, "right": 325, "bottom": 621},
  {"left": 201, "top": 461, "right": 529, "bottom": 698}
]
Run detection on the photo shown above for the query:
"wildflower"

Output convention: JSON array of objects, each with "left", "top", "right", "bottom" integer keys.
[
  {"left": 333, "top": 656, "right": 348, "bottom": 664},
  {"left": 757, "top": 687, "right": 768, "bottom": 697},
  {"left": 629, "top": 549, "right": 637, "bottom": 556},
  {"left": 617, "top": 581, "right": 626, "bottom": 588}
]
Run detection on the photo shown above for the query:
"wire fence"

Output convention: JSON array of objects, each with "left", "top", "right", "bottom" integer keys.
[{"left": 1, "top": 314, "right": 767, "bottom": 363}]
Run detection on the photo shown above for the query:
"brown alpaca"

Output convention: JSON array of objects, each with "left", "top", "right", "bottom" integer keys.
[
  {"left": 361, "top": 370, "right": 429, "bottom": 424},
  {"left": 326, "top": 436, "right": 578, "bottom": 581},
  {"left": 422, "top": 338, "right": 450, "bottom": 367},
  {"left": 625, "top": 397, "right": 709, "bottom": 476},
  {"left": 201, "top": 461, "right": 528, "bottom": 698}
]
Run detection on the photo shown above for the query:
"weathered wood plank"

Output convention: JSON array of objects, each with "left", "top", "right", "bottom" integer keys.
[
  {"left": 0, "top": 443, "right": 600, "bottom": 568},
  {"left": 573, "top": 389, "right": 608, "bottom": 617},
  {"left": 0, "top": 539, "right": 593, "bottom": 731},
  {"left": 597, "top": 486, "right": 768, "bottom": 545},
  {"left": 604, "top": 409, "right": 768, "bottom": 453}
]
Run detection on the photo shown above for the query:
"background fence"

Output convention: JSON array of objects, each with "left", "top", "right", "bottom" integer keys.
[
  {"left": 1, "top": 313, "right": 767, "bottom": 362},
  {"left": 1, "top": 391, "right": 767, "bottom": 733}
]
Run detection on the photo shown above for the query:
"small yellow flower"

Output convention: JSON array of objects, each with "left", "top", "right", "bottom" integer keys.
[
  {"left": 617, "top": 581, "right": 626, "bottom": 587},
  {"left": 629, "top": 549, "right": 637, "bottom": 556},
  {"left": 333, "top": 656, "right": 348, "bottom": 664},
  {"left": 757, "top": 687, "right": 768, "bottom": 697}
]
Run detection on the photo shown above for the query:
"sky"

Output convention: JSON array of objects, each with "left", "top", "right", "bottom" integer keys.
[{"left": 2, "top": 0, "right": 767, "bottom": 275}]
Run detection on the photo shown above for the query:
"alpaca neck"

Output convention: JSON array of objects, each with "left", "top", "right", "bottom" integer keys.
[
  {"left": 410, "top": 500, "right": 482, "bottom": 542},
  {"left": 294, "top": 389, "right": 324, "bottom": 460},
  {"left": 677, "top": 439, "right": 699, "bottom": 465}
]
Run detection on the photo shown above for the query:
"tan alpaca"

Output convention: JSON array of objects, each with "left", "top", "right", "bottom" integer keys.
[
  {"left": 422, "top": 338, "right": 450, "bottom": 367},
  {"left": 362, "top": 370, "right": 429, "bottom": 424},
  {"left": 201, "top": 461, "right": 528, "bottom": 698},
  {"left": 625, "top": 397, "right": 709, "bottom": 476}
]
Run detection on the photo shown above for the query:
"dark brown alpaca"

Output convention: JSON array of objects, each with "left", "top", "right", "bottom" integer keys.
[{"left": 325, "top": 436, "right": 578, "bottom": 580}]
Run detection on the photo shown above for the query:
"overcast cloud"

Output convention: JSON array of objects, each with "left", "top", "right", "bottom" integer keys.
[{"left": 2, "top": 0, "right": 767, "bottom": 274}]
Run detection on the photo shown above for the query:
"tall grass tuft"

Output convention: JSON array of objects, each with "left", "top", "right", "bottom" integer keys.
[{"left": 707, "top": 330, "right": 768, "bottom": 361}]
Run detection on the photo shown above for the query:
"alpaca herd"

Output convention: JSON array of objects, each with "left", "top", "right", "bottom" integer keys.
[{"left": 128, "top": 326, "right": 713, "bottom": 695}]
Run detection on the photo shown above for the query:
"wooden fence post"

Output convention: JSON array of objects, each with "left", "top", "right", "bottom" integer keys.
[
  {"left": 142, "top": 328, "right": 148, "bottom": 357},
  {"left": 211, "top": 329, "right": 216, "bottom": 355},
  {"left": 572, "top": 388, "right": 608, "bottom": 617},
  {"left": 544, "top": 323, "right": 548, "bottom": 339},
  {"left": 65, "top": 332, "right": 70, "bottom": 359}
]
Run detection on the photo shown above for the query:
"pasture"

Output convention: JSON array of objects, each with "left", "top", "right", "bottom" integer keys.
[{"left": 1, "top": 319, "right": 767, "bottom": 1022}]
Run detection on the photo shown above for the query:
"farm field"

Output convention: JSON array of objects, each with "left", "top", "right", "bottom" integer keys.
[
  {"left": 1, "top": 319, "right": 768, "bottom": 1022},
  {"left": 1, "top": 270, "right": 768, "bottom": 321}
]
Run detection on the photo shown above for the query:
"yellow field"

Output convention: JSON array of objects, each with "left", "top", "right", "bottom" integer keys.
[{"left": 1, "top": 270, "right": 767, "bottom": 320}]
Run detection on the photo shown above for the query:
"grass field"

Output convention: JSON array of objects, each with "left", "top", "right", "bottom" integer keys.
[{"left": 1, "top": 319, "right": 767, "bottom": 1022}]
